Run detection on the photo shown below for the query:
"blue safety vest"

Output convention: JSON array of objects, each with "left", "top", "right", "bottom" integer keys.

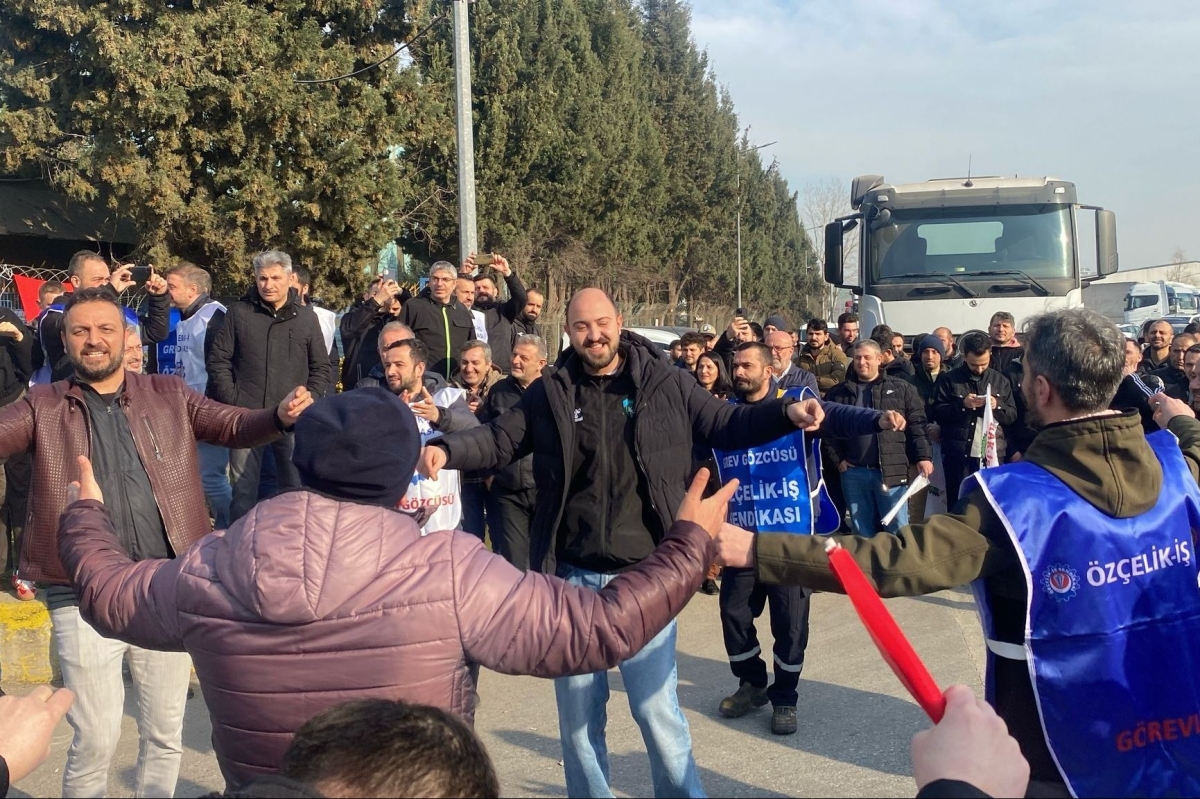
[
  {"left": 714, "top": 387, "right": 840, "bottom": 535},
  {"left": 968, "top": 431, "right": 1200, "bottom": 797},
  {"left": 154, "top": 308, "right": 181, "bottom": 375}
]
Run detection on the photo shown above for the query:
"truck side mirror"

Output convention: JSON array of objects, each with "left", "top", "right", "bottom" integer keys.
[
  {"left": 1096, "top": 209, "right": 1118, "bottom": 277},
  {"left": 825, "top": 222, "right": 844, "bottom": 287}
]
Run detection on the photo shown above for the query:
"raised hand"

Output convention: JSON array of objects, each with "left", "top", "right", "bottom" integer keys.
[
  {"left": 911, "top": 684, "right": 1030, "bottom": 798},
  {"left": 0, "top": 321, "right": 24, "bottom": 342},
  {"left": 409, "top": 387, "right": 440, "bottom": 423},
  {"left": 110, "top": 264, "right": 136, "bottom": 293},
  {"left": 66, "top": 455, "right": 104, "bottom": 505},
  {"left": 0, "top": 685, "right": 76, "bottom": 784},
  {"left": 419, "top": 445, "right": 448, "bottom": 480},
  {"left": 786, "top": 398, "right": 826, "bottom": 432},
  {"left": 144, "top": 267, "right": 168, "bottom": 296},
  {"left": 277, "top": 386, "right": 314, "bottom": 427},
  {"left": 676, "top": 468, "right": 739, "bottom": 538}
]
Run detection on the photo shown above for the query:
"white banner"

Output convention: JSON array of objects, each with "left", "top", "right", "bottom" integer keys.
[{"left": 399, "top": 386, "right": 465, "bottom": 534}]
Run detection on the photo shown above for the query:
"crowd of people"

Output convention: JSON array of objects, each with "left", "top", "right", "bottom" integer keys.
[{"left": 0, "top": 247, "right": 1197, "bottom": 798}]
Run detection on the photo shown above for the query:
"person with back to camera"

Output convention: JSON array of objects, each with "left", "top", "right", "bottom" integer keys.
[{"left": 56, "top": 383, "right": 742, "bottom": 792}]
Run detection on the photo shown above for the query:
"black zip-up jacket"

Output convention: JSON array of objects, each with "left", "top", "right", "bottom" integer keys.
[
  {"left": 824, "top": 373, "right": 931, "bottom": 488},
  {"left": 0, "top": 307, "right": 33, "bottom": 406},
  {"left": 397, "top": 289, "right": 475, "bottom": 380},
  {"left": 38, "top": 285, "right": 170, "bottom": 382},
  {"left": 473, "top": 272, "right": 528, "bottom": 370},
  {"left": 990, "top": 344, "right": 1023, "bottom": 375},
  {"left": 1111, "top": 372, "right": 1165, "bottom": 434},
  {"left": 484, "top": 373, "right": 541, "bottom": 493},
  {"left": 205, "top": 288, "right": 332, "bottom": 408},
  {"left": 931, "top": 365, "right": 1017, "bottom": 461},
  {"left": 432, "top": 331, "right": 804, "bottom": 575},
  {"left": 511, "top": 313, "right": 543, "bottom": 342}
]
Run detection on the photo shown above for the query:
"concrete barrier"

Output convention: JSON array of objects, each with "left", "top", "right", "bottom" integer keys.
[{"left": 0, "top": 592, "right": 57, "bottom": 684}]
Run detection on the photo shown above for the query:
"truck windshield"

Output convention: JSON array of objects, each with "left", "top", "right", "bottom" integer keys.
[
  {"left": 869, "top": 205, "right": 1073, "bottom": 283},
  {"left": 1125, "top": 293, "right": 1159, "bottom": 312}
]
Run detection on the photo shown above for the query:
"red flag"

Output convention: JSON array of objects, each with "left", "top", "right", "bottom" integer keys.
[{"left": 12, "top": 275, "right": 71, "bottom": 322}]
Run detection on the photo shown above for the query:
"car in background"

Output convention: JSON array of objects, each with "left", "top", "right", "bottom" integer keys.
[
  {"left": 1162, "top": 316, "right": 1200, "bottom": 335},
  {"left": 1116, "top": 323, "right": 1141, "bottom": 340}
]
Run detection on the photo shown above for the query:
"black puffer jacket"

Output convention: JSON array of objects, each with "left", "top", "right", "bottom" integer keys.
[
  {"left": 205, "top": 288, "right": 332, "bottom": 408},
  {"left": 930, "top": 364, "right": 1017, "bottom": 460},
  {"left": 397, "top": 289, "right": 475, "bottom": 380},
  {"left": 823, "top": 373, "right": 931, "bottom": 488},
  {"left": 434, "top": 331, "right": 802, "bottom": 575}
]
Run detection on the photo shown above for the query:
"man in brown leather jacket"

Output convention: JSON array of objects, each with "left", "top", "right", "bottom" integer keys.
[{"left": 0, "top": 288, "right": 313, "bottom": 798}]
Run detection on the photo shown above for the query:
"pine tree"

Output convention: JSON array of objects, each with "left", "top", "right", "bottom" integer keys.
[{"left": 0, "top": 0, "right": 424, "bottom": 303}]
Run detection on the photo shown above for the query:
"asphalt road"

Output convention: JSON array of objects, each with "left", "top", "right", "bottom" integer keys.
[{"left": 5, "top": 585, "right": 986, "bottom": 798}]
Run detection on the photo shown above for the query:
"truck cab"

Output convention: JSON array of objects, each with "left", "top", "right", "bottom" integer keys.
[
  {"left": 1124, "top": 281, "right": 1199, "bottom": 327},
  {"left": 824, "top": 175, "right": 1118, "bottom": 337}
]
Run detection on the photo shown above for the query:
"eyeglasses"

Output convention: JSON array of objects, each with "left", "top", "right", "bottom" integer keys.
[{"left": 768, "top": 345, "right": 793, "bottom": 352}]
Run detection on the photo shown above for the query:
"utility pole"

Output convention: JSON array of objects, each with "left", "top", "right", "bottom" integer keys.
[
  {"left": 736, "top": 138, "right": 776, "bottom": 309},
  {"left": 452, "top": 0, "right": 479, "bottom": 262}
]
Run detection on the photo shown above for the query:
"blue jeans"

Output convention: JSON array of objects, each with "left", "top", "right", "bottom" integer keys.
[
  {"left": 553, "top": 565, "right": 704, "bottom": 798},
  {"left": 841, "top": 466, "right": 908, "bottom": 536},
  {"left": 197, "top": 441, "right": 232, "bottom": 530}
]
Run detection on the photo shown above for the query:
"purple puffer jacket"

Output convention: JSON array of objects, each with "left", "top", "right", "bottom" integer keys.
[{"left": 58, "top": 490, "right": 713, "bottom": 788}]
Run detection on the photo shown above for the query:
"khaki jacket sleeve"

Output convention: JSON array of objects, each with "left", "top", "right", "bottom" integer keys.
[
  {"left": 1168, "top": 415, "right": 1200, "bottom": 484},
  {"left": 754, "top": 496, "right": 1017, "bottom": 597}
]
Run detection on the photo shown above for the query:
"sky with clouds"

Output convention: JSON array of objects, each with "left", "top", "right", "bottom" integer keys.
[{"left": 688, "top": 0, "right": 1199, "bottom": 271}]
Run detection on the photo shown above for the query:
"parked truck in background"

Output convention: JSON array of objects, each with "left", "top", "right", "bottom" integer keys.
[
  {"left": 823, "top": 175, "right": 1118, "bottom": 338},
  {"left": 1122, "top": 280, "right": 1200, "bottom": 327}
]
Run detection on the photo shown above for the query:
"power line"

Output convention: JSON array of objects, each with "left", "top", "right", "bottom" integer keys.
[{"left": 294, "top": 14, "right": 447, "bottom": 85}]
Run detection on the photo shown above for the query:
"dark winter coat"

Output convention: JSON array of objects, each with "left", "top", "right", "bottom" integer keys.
[
  {"left": 483, "top": 374, "right": 541, "bottom": 494},
  {"left": 473, "top": 273, "right": 528, "bottom": 369},
  {"left": 339, "top": 291, "right": 409, "bottom": 390},
  {"left": 433, "top": 331, "right": 806, "bottom": 575},
  {"left": 0, "top": 307, "right": 33, "bottom": 405},
  {"left": 397, "top": 290, "right": 475, "bottom": 380},
  {"left": 824, "top": 373, "right": 932, "bottom": 488},
  {"left": 205, "top": 288, "right": 333, "bottom": 408},
  {"left": 931, "top": 365, "right": 1017, "bottom": 461}
]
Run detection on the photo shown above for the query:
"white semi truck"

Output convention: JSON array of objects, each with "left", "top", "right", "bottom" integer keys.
[
  {"left": 1122, "top": 281, "right": 1199, "bottom": 327},
  {"left": 823, "top": 175, "right": 1118, "bottom": 337}
]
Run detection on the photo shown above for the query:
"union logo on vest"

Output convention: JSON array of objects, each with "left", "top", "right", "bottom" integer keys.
[{"left": 1041, "top": 564, "right": 1079, "bottom": 603}]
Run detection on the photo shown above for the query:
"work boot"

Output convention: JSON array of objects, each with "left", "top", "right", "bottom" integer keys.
[
  {"left": 771, "top": 705, "right": 798, "bottom": 735},
  {"left": 718, "top": 682, "right": 768, "bottom": 718}
]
